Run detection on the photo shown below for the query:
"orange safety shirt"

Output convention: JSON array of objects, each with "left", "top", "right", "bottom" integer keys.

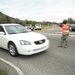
[{"left": 62, "top": 24, "right": 69, "bottom": 34}]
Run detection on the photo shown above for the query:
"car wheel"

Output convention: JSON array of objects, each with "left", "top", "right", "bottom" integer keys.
[{"left": 8, "top": 43, "right": 18, "bottom": 57}]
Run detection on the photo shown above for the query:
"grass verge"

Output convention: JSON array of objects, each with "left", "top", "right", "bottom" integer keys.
[{"left": 0, "top": 68, "right": 7, "bottom": 75}]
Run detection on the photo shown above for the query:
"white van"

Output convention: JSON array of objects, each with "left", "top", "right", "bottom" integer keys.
[{"left": 35, "top": 24, "right": 42, "bottom": 30}]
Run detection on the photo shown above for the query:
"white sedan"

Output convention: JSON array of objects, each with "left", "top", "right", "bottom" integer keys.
[{"left": 0, "top": 24, "right": 49, "bottom": 57}]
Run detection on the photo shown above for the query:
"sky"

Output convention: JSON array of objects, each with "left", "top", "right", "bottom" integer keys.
[{"left": 0, "top": 0, "right": 75, "bottom": 22}]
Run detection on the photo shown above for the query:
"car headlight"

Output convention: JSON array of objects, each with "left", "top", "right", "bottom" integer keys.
[{"left": 20, "top": 40, "right": 31, "bottom": 45}]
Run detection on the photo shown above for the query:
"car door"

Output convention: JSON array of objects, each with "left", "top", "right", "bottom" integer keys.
[{"left": 0, "top": 26, "right": 8, "bottom": 49}]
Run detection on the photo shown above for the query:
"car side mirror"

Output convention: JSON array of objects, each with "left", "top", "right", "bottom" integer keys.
[{"left": 0, "top": 32, "right": 5, "bottom": 35}]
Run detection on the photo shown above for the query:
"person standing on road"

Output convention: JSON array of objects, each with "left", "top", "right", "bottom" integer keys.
[{"left": 58, "top": 19, "right": 69, "bottom": 48}]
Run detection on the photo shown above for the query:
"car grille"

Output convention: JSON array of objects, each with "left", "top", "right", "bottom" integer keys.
[{"left": 34, "top": 39, "right": 45, "bottom": 45}]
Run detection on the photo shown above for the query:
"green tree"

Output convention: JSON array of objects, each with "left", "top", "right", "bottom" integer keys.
[{"left": 68, "top": 18, "right": 73, "bottom": 24}]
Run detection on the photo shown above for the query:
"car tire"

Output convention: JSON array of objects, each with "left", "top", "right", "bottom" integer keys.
[{"left": 8, "top": 43, "right": 18, "bottom": 57}]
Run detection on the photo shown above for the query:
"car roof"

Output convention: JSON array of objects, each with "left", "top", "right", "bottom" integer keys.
[
  {"left": 0, "top": 23, "right": 20, "bottom": 26},
  {"left": 70, "top": 24, "right": 75, "bottom": 26}
]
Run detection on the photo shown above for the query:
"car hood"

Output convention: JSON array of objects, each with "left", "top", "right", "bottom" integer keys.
[{"left": 8, "top": 32, "right": 46, "bottom": 41}]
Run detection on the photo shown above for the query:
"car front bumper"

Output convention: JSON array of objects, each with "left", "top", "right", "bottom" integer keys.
[{"left": 17, "top": 40, "right": 49, "bottom": 55}]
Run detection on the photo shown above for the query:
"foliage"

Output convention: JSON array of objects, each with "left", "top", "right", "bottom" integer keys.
[
  {"left": 0, "top": 12, "right": 52, "bottom": 27},
  {"left": 68, "top": 18, "right": 75, "bottom": 24}
]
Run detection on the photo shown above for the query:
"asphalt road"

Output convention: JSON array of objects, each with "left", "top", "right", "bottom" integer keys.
[{"left": 0, "top": 28, "right": 75, "bottom": 75}]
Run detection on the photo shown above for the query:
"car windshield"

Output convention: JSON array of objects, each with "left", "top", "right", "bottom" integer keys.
[
  {"left": 35, "top": 24, "right": 41, "bottom": 26},
  {"left": 5, "top": 24, "right": 31, "bottom": 34}
]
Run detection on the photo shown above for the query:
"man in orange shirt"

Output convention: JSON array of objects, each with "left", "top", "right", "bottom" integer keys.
[{"left": 58, "top": 20, "right": 69, "bottom": 48}]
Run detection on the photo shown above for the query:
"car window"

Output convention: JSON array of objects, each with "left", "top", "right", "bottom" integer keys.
[
  {"left": 35, "top": 24, "right": 41, "bottom": 26},
  {"left": 5, "top": 25, "right": 31, "bottom": 34}
]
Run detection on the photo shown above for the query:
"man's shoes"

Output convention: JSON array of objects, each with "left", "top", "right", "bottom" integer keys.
[
  {"left": 58, "top": 45, "right": 63, "bottom": 47},
  {"left": 58, "top": 45, "right": 68, "bottom": 48},
  {"left": 64, "top": 46, "right": 67, "bottom": 48}
]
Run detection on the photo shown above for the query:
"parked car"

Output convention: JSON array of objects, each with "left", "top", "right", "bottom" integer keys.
[
  {"left": 25, "top": 24, "right": 34, "bottom": 31},
  {"left": 35, "top": 23, "right": 42, "bottom": 30},
  {"left": 0, "top": 24, "right": 49, "bottom": 57},
  {"left": 69, "top": 24, "right": 75, "bottom": 31}
]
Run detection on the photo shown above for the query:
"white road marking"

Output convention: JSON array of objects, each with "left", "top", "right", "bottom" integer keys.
[
  {"left": 0, "top": 57, "right": 24, "bottom": 75},
  {"left": 42, "top": 33, "right": 75, "bottom": 37}
]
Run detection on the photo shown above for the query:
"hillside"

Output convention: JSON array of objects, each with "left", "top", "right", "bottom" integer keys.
[
  {"left": 0, "top": 11, "right": 56, "bottom": 26},
  {"left": 0, "top": 12, "right": 21, "bottom": 24}
]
